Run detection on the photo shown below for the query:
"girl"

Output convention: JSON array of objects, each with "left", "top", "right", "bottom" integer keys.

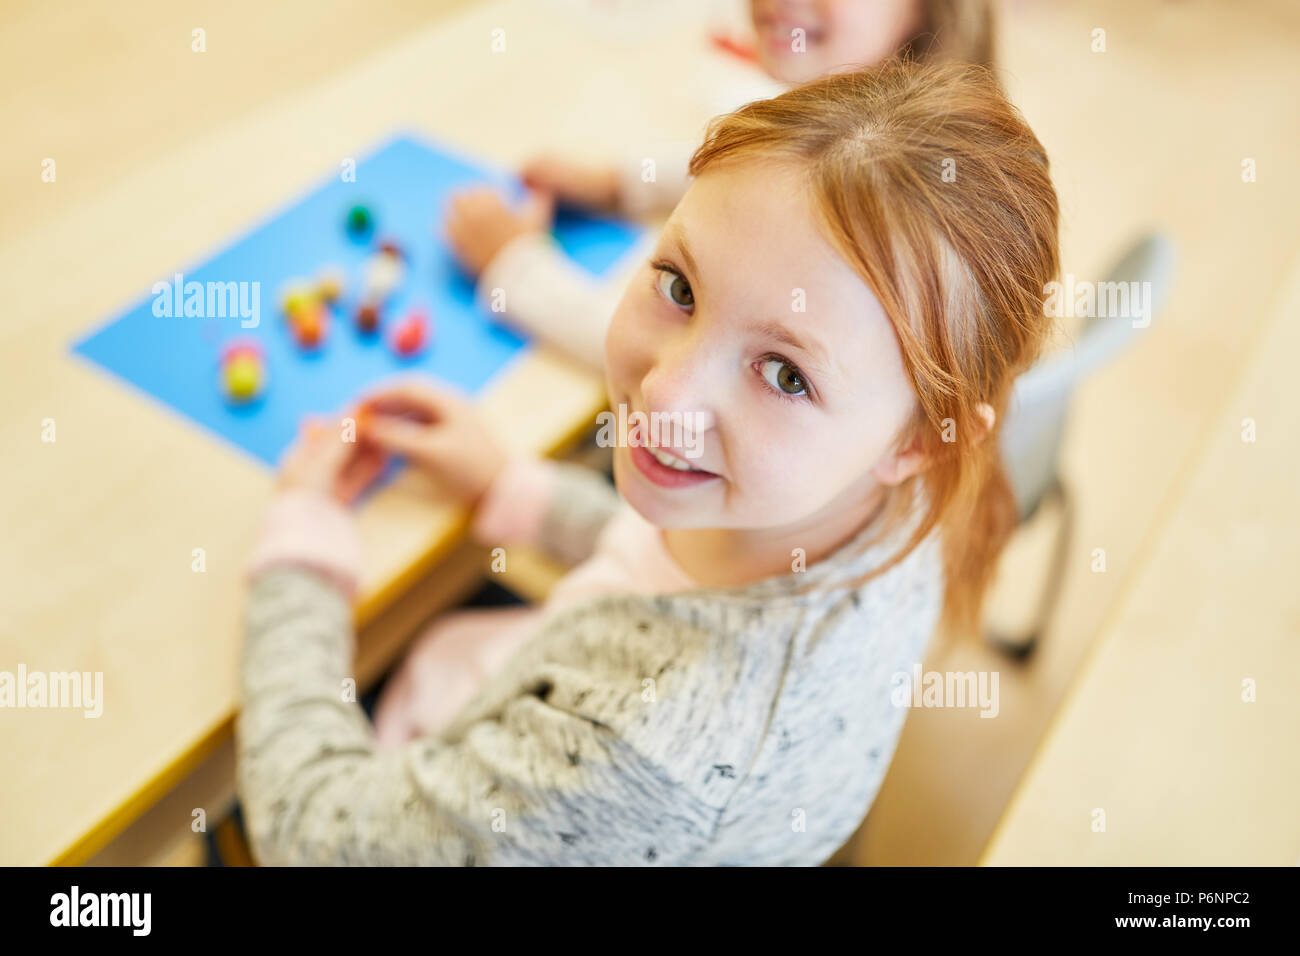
[
  {"left": 239, "top": 58, "right": 1060, "bottom": 866},
  {"left": 445, "top": 0, "right": 997, "bottom": 369}
]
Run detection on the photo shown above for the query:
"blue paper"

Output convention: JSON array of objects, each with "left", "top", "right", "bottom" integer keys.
[{"left": 71, "top": 133, "right": 641, "bottom": 467}]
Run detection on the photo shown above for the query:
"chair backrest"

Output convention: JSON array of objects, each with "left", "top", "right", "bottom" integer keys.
[{"left": 998, "top": 233, "right": 1177, "bottom": 519}]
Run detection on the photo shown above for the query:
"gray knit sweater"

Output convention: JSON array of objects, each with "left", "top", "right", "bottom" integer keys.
[{"left": 238, "top": 463, "right": 944, "bottom": 865}]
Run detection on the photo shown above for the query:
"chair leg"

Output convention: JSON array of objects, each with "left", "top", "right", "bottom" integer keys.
[{"left": 986, "top": 475, "right": 1074, "bottom": 661}]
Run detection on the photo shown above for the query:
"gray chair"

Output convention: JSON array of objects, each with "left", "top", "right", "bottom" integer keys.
[{"left": 989, "top": 233, "right": 1177, "bottom": 658}]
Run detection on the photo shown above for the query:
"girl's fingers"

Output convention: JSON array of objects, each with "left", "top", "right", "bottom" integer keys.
[
  {"left": 293, "top": 417, "right": 347, "bottom": 465},
  {"left": 335, "top": 443, "right": 388, "bottom": 503},
  {"left": 277, "top": 415, "right": 358, "bottom": 496},
  {"left": 521, "top": 188, "right": 556, "bottom": 229},
  {"left": 360, "top": 415, "right": 431, "bottom": 458},
  {"left": 297, "top": 414, "right": 329, "bottom": 439},
  {"left": 360, "top": 394, "right": 433, "bottom": 423},
  {"left": 446, "top": 204, "right": 465, "bottom": 235},
  {"left": 447, "top": 187, "right": 495, "bottom": 216},
  {"left": 520, "top": 155, "right": 550, "bottom": 181},
  {"left": 359, "top": 378, "right": 443, "bottom": 408},
  {"left": 360, "top": 379, "right": 467, "bottom": 420}
]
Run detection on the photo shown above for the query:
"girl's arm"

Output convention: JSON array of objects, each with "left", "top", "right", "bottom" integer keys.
[
  {"left": 240, "top": 413, "right": 791, "bottom": 865},
  {"left": 472, "top": 456, "right": 621, "bottom": 567},
  {"left": 517, "top": 146, "right": 695, "bottom": 224},
  {"left": 464, "top": 142, "right": 693, "bottom": 370},
  {"left": 359, "top": 380, "right": 623, "bottom": 567},
  {"left": 238, "top": 564, "right": 721, "bottom": 865},
  {"left": 613, "top": 140, "right": 695, "bottom": 219},
  {"left": 473, "top": 234, "right": 625, "bottom": 372}
]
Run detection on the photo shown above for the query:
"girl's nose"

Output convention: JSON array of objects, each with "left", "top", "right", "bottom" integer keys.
[{"left": 641, "top": 336, "right": 720, "bottom": 441}]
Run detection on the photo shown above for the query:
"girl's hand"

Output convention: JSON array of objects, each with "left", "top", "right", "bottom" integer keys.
[
  {"left": 357, "top": 379, "right": 508, "bottom": 505},
  {"left": 442, "top": 185, "right": 554, "bottom": 278},
  {"left": 277, "top": 414, "right": 389, "bottom": 505},
  {"left": 520, "top": 154, "right": 622, "bottom": 212}
]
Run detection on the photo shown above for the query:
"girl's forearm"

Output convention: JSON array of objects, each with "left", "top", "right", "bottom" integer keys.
[{"left": 246, "top": 489, "right": 361, "bottom": 598}]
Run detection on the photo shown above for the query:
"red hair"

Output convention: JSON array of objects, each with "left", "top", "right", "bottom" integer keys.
[
  {"left": 689, "top": 59, "right": 1061, "bottom": 639},
  {"left": 908, "top": 0, "right": 997, "bottom": 72}
]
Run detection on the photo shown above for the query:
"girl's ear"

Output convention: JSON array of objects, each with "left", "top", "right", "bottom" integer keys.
[
  {"left": 872, "top": 403, "right": 997, "bottom": 486},
  {"left": 872, "top": 424, "right": 929, "bottom": 487},
  {"left": 973, "top": 402, "right": 996, "bottom": 442}
]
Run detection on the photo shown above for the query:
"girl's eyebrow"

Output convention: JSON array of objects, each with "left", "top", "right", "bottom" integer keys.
[
  {"left": 752, "top": 319, "right": 832, "bottom": 375},
  {"left": 662, "top": 221, "right": 702, "bottom": 283},
  {"left": 664, "top": 220, "right": 833, "bottom": 377}
]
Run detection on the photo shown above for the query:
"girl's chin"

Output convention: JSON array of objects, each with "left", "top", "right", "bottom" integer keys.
[
  {"left": 755, "top": 43, "right": 822, "bottom": 79},
  {"left": 613, "top": 454, "right": 715, "bottom": 529}
]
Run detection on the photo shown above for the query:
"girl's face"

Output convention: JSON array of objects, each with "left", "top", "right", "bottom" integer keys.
[
  {"left": 750, "top": 0, "right": 925, "bottom": 84},
  {"left": 604, "top": 160, "right": 922, "bottom": 532}
]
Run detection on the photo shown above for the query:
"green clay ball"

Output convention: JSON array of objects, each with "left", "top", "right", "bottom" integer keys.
[{"left": 346, "top": 204, "right": 373, "bottom": 238}]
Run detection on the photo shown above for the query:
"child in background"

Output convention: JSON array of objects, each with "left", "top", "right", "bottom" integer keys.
[
  {"left": 238, "top": 59, "right": 1060, "bottom": 866},
  {"left": 443, "top": 0, "right": 996, "bottom": 369}
]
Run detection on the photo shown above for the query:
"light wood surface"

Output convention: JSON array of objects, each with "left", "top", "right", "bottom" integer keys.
[
  {"left": 5, "top": 0, "right": 1298, "bottom": 867},
  {"left": 0, "top": 0, "right": 474, "bottom": 239},
  {"left": 844, "top": 0, "right": 1300, "bottom": 866},
  {"left": 981, "top": 250, "right": 1300, "bottom": 865},
  {"left": 84, "top": 537, "right": 492, "bottom": 866},
  {"left": 0, "top": 0, "right": 732, "bottom": 866}
]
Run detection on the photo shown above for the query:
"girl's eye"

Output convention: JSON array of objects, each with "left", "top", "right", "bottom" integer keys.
[
  {"left": 654, "top": 266, "right": 694, "bottom": 309},
  {"left": 759, "top": 357, "right": 808, "bottom": 397}
]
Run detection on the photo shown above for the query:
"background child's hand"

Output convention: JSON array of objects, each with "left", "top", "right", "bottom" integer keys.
[
  {"left": 520, "top": 153, "right": 621, "bottom": 212},
  {"left": 277, "top": 414, "right": 389, "bottom": 505},
  {"left": 358, "top": 379, "right": 508, "bottom": 505},
  {"left": 442, "top": 185, "right": 554, "bottom": 278}
]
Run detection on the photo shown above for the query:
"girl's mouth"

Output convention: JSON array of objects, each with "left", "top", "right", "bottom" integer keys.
[
  {"left": 629, "top": 443, "right": 719, "bottom": 489},
  {"left": 756, "top": 19, "right": 823, "bottom": 52}
]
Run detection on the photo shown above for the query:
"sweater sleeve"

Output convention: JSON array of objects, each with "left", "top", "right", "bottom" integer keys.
[
  {"left": 471, "top": 457, "right": 623, "bottom": 567},
  {"left": 474, "top": 233, "right": 622, "bottom": 372},
  {"left": 245, "top": 489, "right": 362, "bottom": 598},
  {"left": 237, "top": 566, "right": 720, "bottom": 865},
  {"left": 614, "top": 140, "right": 696, "bottom": 219}
]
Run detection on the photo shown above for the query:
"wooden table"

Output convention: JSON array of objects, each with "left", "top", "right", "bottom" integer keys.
[
  {"left": 0, "top": 0, "right": 729, "bottom": 866},
  {"left": 981, "top": 251, "right": 1300, "bottom": 865},
  {"left": 13, "top": 0, "right": 1296, "bottom": 868}
]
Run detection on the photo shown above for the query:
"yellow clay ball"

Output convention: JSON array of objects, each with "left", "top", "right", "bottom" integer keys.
[{"left": 225, "top": 355, "right": 262, "bottom": 400}]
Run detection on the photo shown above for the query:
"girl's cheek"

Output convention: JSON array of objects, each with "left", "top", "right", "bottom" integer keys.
[
  {"left": 731, "top": 423, "right": 802, "bottom": 496},
  {"left": 605, "top": 299, "right": 651, "bottom": 390},
  {"left": 742, "top": 424, "right": 842, "bottom": 506}
]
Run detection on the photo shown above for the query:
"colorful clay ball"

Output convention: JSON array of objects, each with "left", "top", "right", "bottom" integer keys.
[
  {"left": 224, "top": 356, "right": 262, "bottom": 401},
  {"left": 346, "top": 204, "right": 373, "bottom": 240},
  {"left": 280, "top": 280, "right": 314, "bottom": 318},
  {"left": 391, "top": 309, "right": 429, "bottom": 357},
  {"left": 316, "top": 266, "right": 345, "bottom": 305},
  {"left": 291, "top": 302, "right": 328, "bottom": 349},
  {"left": 362, "top": 250, "right": 405, "bottom": 303},
  {"left": 220, "top": 341, "right": 265, "bottom": 403},
  {"left": 355, "top": 301, "right": 380, "bottom": 334}
]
